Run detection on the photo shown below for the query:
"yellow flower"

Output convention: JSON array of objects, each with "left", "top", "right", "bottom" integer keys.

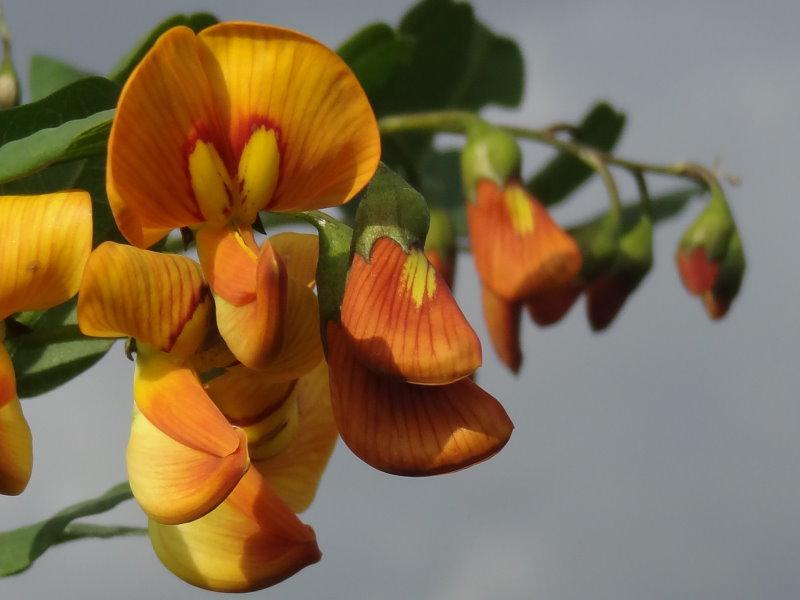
[
  {"left": 0, "top": 191, "right": 92, "bottom": 495},
  {"left": 106, "top": 22, "right": 380, "bottom": 369}
]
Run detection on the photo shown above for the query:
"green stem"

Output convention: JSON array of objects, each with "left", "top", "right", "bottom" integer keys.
[
  {"left": 378, "top": 110, "right": 720, "bottom": 188},
  {"left": 633, "top": 170, "right": 652, "bottom": 215}
]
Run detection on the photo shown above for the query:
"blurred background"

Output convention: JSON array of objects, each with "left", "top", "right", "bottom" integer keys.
[{"left": 1, "top": 1, "right": 797, "bottom": 599}]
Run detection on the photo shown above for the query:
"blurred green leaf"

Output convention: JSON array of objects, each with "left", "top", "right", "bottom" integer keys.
[
  {"left": 528, "top": 102, "right": 626, "bottom": 206},
  {"left": 6, "top": 299, "right": 115, "bottom": 398},
  {"left": 109, "top": 12, "right": 218, "bottom": 84},
  {"left": 28, "top": 55, "right": 91, "bottom": 102},
  {"left": 338, "top": 24, "right": 414, "bottom": 97},
  {"left": 0, "top": 482, "right": 134, "bottom": 576}
]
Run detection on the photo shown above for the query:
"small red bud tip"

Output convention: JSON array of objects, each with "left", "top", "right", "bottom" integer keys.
[{"left": 676, "top": 247, "right": 719, "bottom": 295}]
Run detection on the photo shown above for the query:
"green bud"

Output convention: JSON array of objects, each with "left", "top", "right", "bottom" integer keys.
[
  {"left": 706, "top": 227, "right": 745, "bottom": 318},
  {"left": 424, "top": 209, "right": 455, "bottom": 257},
  {"left": 460, "top": 121, "right": 522, "bottom": 199},
  {"left": 352, "top": 163, "right": 430, "bottom": 260},
  {"left": 614, "top": 211, "right": 653, "bottom": 285},
  {"left": 569, "top": 211, "right": 622, "bottom": 280},
  {"left": 678, "top": 185, "right": 734, "bottom": 261},
  {"left": 0, "top": 15, "right": 19, "bottom": 109}
]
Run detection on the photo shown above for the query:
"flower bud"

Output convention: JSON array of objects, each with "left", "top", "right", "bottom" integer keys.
[
  {"left": 702, "top": 228, "right": 745, "bottom": 319},
  {"left": 460, "top": 122, "right": 522, "bottom": 199},
  {"left": 0, "top": 20, "right": 19, "bottom": 109},
  {"left": 424, "top": 209, "right": 456, "bottom": 289}
]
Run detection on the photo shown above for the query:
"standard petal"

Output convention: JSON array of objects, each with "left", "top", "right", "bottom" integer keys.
[
  {"left": 341, "top": 238, "right": 481, "bottom": 385},
  {"left": 214, "top": 240, "right": 287, "bottom": 369},
  {"left": 327, "top": 323, "right": 513, "bottom": 476},
  {"left": 468, "top": 181, "right": 582, "bottom": 301},
  {"left": 198, "top": 22, "right": 380, "bottom": 212},
  {"left": 149, "top": 468, "right": 321, "bottom": 593},
  {"left": 127, "top": 408, "right": 249, "bottom": 525},
  {"left": 253, "top": 361, "right": 337, "bottom": 513},
  {"left": 0, "top": 345, "right": 31, "bottom": 496},
  {"left": 481, "top": 286, "right": 522, "bottom": 374},
  {"left": 0, "top": 191, "right": 92, "bottom": 318},
  {"left": 108, "top": 26, "right": 231, "bottom": 247},
  {"left": 78, "top": 242, "right": 211, "bottom": 356},
  {"left": 133, "top": 350, "right": 240, "bottom": 458}
]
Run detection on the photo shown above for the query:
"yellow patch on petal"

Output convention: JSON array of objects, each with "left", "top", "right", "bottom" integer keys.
[
  {"left": 503, "top": 184, "right": 535, "bottom": 235},
  {"left": 149, "top": 468, "right": 321, "bottom": 593},
  {"left": 254, "top": 361, "right": 337, "bottom": 513},
  {"left": 133, "top": 350, "right": 240, "bottom": 458},
  {"left": 78, "top": 243, "right": 210, "bottom": 356},
  {"left": 188, "top": 139, "right": 234, "bottom": 225},
  {"left": 399, "top": 250, "right": 437, "bottom": 308},
  {"left": 0, "top": 191, "right": 92, "bottom": 318},
  {"left": 236, "top": 126, "right": 280, "bottom": 223},
  {"left": 127, "top": 408, "right": 249, "bottom": 525},
  {"left": 198, "top": 22, "right": 380, "bottom": 212}
]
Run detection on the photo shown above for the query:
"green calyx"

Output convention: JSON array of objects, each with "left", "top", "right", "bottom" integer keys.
[
  {"left": 678, "top": 184, "right": 734, "bottom": 260},
  {"left": 460, "top": 120, "right": 522, "bottom": 199},
  {"left": 352, "top": 163, "right": 430, "bottom": 260},
  {"left": 424, "top": 208, "right": 455, "bottom": 256},
  {"left": 569, "top": 211, "right": 622, "bottom": 281},
  {"left": 711, "top": 227, "right": 745, "bottom": 301},
  {"left": 611, "top": 212, "right": 653, "bottom": 285}
]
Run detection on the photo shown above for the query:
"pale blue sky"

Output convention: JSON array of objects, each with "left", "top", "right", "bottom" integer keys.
[{"left": 1, "top": 1, "right": 798, "bottom": 599}]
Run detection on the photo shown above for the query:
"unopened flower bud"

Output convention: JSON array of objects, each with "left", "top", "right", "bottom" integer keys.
[{"left": 460, "top": 122, "right": 522, "bottom": 199}]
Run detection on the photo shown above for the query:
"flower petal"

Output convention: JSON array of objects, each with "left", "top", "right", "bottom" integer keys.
[
  {"left": 78, "top": 242, "right": 211, "bottom": 356},
  {"left": 0, "top": 345, "right": 31, "bottom": 496},
  {"left": 270, "top": 232, "right": 319, "bottom": 288},
  {"left": 676, "top": 247, "right": 719, "bottom": 295},
  {"left": 108, "top": 26, "right": 231, "bottom": 247},
  {"left": 327, "top": 323, "right": 513, "bottom": 476},
  {"left": 586, "top": 273, "right": 634, "bottom": 331},
  {"left": 253, "top": 361, "right": 337, "bottom": 513},
  {"left": 149, "top": 468, "right": 321, "bottom": 592},
  {"left": 481, "top": 286, "right": 522, "bottom": 374},
  {"left": 133, "top": 350, "right": 240, "bottom": 458},
  {"left": 341, "top": 238, "right": 481, "bottom": 385},
  {"left": 198, "top": 22, "right": 380, "bottom": 212},
  {"left": 0, "top": 191, "right": 92, "bottom": 318},
  {"left": 127, "top": 408, "right": 249, "bottom": 525},
  {"left": 468, "top": 181, "right": 582, "bottom": 301},
  {"left": 526, "top": 281, "right": 583, "bottom": 327},
  {"left": 196, "top": 225, "right": 258, "bottom": 305},
  {"left": 214, "top": 240, "right": 287, "bottom": 369}
]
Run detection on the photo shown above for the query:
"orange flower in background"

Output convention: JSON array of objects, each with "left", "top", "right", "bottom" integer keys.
[
  {"left": 481, "top": 286, "right": 523, "bottom": 374},
  {"left": 78, "top": 234, "right": 333, "bottom": 592},
  {"left": 526, "top": 280, "right": 584, "bottom": 327},
  {"left": 0, "top": 191, "right": 92, "bottom": 496},
  {"left": 107, "top": 22, "right": 380, "bottom": 368}
]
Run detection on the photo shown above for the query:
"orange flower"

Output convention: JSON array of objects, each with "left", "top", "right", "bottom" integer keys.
[
  {"left": 107, "top": 23, "right": 380, "bottom": 367},
  {"left": 481, "top": 286, "right": 522, "bottom": 374},
  {"left": 0, "top": 191, "right": 92, "bottom": 495}
]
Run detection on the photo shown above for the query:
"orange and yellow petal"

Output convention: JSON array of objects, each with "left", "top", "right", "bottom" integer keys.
[
  {"left": 341, "top": 237, "right": 481, "bottom": 385},
  {"left": 198, "top": 22, "right": 380, "bottom": 212},
  {"left": 253, "top": 361, "right": 337, "bottom": 513},
  {"left": 468, "top": 180, "right": 582, "bottom": 301},
  {"left": 676, "top": 247, "right": 719, "bottom": 295},
  {"left": 481, "top": 286, "right": 522, "bottom": 374},
  {"left": 0, "top": 344, "right": 31, "bottom": 496},
  {"left": 270, "top": 232, "right": 319, "bottom": 288},
  {"left": 127, "top": 408, "right": 249, "bottom": 525},
  {"left": 108, "top": 26, "right": 231, "bottom": 247},
  {"left": 327, "top": 323, "right": 512, "bottom": 476},
  {"left": 196, "top": 225, "right": 258, "bottom": 305},
  {"left": 424, "top": 248, "right": 455, "bottom": 291},
  {"left": 0, "top": 191, "right": 92, "bottom": 318},
  {"left": 527, "top": 281, "right": 583, "bottom": 327},
  {"left": 78, "top": 243, "right": 211, "bottom": 356},
  {"left": 133, "top": 350, "right": 240, "bottom": 458},
  {"left": 149, "top": 468, "right": 321, "bottom": 593},
  {"left": 214, "top": 240, "right": 287, "bottom": 369}
]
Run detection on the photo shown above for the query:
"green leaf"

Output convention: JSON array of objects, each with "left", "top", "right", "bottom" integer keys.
[
  {"left": 28, "top": 55, "right": 91, "bottom": 102},
  {"left": 338, "top": 24, "right": 414, "bottom": 97},
  {"left": 109, "top": 12, "right": 218, "bottom": 84},
  {"left": 0, "top": 108, "right": 113, "bottom": 184},
  {"left": 0, "top": 482, "right": 134, "bottom": 576},
  {"left": 369, "top": 0, "right": 524, "bottom": 114},
  {"left": 527, "top": 102, "right": 626, "bottom": 206},
  {"left": 6, "top": 299, "right": 115, "bottom": 398}
]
